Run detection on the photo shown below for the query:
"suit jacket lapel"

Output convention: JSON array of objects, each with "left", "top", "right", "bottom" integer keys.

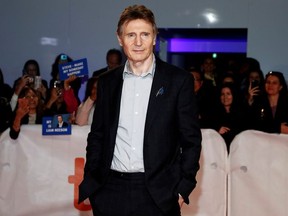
[
  {"left": 145, "top": 62, "right": 169, "bottom": 136},
  {"left": 108, "top": 67, "right": 124, "bottom": 142},
  {"left": 107, "top": 62, "right": 169, "bottom": 138}
]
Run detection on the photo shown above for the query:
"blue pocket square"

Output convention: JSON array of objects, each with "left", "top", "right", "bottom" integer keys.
[{"left": 156, "top": 87, "right": 164, "bottom": 97}]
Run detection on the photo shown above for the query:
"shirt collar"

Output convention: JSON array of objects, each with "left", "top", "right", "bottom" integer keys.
[{"left": 123, "top": 54, "right": 156, "bottom": 78}]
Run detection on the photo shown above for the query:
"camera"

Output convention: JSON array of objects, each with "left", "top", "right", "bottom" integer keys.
[
  {"left": 28, "top": 76, "right": 34, "bottom": 83},
  {"left": 60, "top": 54, "right": 67, "bottom": 61}
]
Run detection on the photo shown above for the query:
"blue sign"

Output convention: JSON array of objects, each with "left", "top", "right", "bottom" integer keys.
[
  {"left": 58, "top": 58, "right": 88, "bottom": 80},
  {"left": 42, "top": 114, "right": 72, "bottom": 135}
]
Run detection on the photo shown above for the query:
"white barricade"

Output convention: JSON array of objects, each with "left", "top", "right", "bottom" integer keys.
[
  {"left": 228, "top": 130, "right": 288, "bottom": 216},
  {"left": 182, "top": 129, "right": 228, "bottom": 216},
  {"left": 0, "top": 125, "right": 93, "bottom": 216},
  {"left": 1, "top": 126, "right": 288, "bottom": 216}
]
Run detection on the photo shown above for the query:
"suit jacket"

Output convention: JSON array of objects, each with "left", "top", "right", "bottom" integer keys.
[
  {"left": 79, "top": 57, "right": 202, "bottom": 213},
  {"left": 92, "top": 67, "right": 108, "bottom": 77},
  {"left": 56, "top": 121, "right": 68, "bottom": 128}
]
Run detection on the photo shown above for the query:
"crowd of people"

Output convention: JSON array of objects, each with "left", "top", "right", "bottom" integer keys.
[
  {"left": 0, "top": 48, "right": 124, "bottom": 137},
  {"left": 0, "top": 4, "right": 287, "bottom": 215},
  {"left": 1, "top": 52, "right": 288, "bottom": 152},
  {"left": 190, "top": 56, "right": 288, "bottom": 152}
]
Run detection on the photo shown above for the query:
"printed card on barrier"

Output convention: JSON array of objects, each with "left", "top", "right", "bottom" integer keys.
[{"left": 42, "top": 114, "right": 72, "bottom": 135}]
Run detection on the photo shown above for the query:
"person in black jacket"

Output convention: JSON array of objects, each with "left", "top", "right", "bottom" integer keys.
[
  {"left": 247, "top": 71, "right": 288, "bottom": 134},
  {"left": 190, "top": 67, "right": 217, "bottom": 128},
  {"left": 212, "top": 83, "right": 247, "bottom": 153},
  {"left": 56, "top": 114, "right": 68, "bottom": 128},
  {"left": 92, "top": 48, "right": 123, "bottom": 77},
  {"left": 79, "top": 5, "right": 201, "bottom": 216}
]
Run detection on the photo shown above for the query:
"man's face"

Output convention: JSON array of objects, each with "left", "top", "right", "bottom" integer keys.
[
  {"left": 117, "top": 19, "right": 156, "bottom": 64},
  {"left": 202, "top": 58, "right": 216, "bottom": 73},
  {"left": 57, "top": 116, "right": 63, "bottom": 123},
  {"left": 191, "top": 72, "right": 203, "bottom": 93},
  {"left": 107, "top": 54, "right": 121, "bottom": 70}
]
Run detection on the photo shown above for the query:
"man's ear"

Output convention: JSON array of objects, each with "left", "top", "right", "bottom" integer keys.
[
  {"left": 153, "top": 36, "right": 156, "bottom": 46},
  {"left": 117, "top": 33, "right": 123, "bottom": 46}
]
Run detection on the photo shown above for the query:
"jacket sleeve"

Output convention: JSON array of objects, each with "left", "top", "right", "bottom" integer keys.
[
  {"left": 9, "top": 126, "right": 20, "bottom": 140},
  {"left": 75, "top": 97, "right": 95, "bottom": 126},
  {"left": 175, "top": 74, "right": 202, "bottom": 204}
]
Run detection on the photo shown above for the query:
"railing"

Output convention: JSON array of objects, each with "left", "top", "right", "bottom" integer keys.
[{"left": 0, "top": 125, "right": 287, "bottom": 216}]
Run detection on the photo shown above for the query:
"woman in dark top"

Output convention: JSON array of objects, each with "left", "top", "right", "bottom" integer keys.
[
  {"left": 9, "top": 86, "right": 44, "bottom": 139},
  {"left": 212, "top": 83, "right": 247, "bottom": 153},
  {"left": 241, "top": 68, "right": 265, "bottom": 106},
  {"left": 247, "top": 71, "right": 288, "bottom": 134},
  {"left": 12, "top": 59, "right": 49, "bottom": 102}
]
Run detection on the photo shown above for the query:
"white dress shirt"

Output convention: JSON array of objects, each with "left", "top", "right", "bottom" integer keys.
[{"left": 111, "top": 56, "right": 156, "bottom": 172}]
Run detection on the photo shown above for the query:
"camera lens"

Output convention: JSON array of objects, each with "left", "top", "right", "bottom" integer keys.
[{"left": 28, "top": 77, "right": 34, "bottom": 83}]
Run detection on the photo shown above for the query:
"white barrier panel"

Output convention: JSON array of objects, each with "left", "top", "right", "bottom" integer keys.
[
  {"left": 0, "top": 126, "right": 226, "bottom": 216},
  {"left": 0, "top": 125, "right": 93, "bottom": 216},
  {"left": 182, "top": 129, "right": 228, "bottom": 216},
  {"left": 229, "top": 130, "right": 288, "bottom": 216},
  {"left": 2, "top": 126, "right": 287, "bottom": 216}
]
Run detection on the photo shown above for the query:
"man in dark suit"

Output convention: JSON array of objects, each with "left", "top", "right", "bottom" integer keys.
[
  {"left": 92, "top": 48, "right": 123, "bottom": 77},
  {"left": 79, "top": 5, "right": 202, "bottom": 216},
  {"left": 56, "top": 114, "right": 68, "bottom": 128}
]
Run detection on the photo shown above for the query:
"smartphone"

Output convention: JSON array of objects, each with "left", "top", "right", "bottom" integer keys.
[
  {"left": 53, "top": 80, "right": 63, "bottom": 89},
  {"left": 34, "top": 76, "right": 41, "bottom": 89},
  {"left": 251, "top": 80, "right": 259, "bottom": 88}
]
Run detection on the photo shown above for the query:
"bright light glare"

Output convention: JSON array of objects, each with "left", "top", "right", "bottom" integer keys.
[
  {"left": 203, "top": 9, "right": 219, "bottom": 24},
  {"left": 206, "top": 13, "right": 217, "bottom": 23},
  {"left": 40, "top": 37, "right": 58, "bottom": 46}
]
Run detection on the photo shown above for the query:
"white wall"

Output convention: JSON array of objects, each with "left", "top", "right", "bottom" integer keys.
[{"left": 1, "top": 0, "right": 288, "bottom": 88}]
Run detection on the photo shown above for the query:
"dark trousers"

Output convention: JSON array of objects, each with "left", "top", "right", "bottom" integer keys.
[{"left": 89, "top": 170, "right": 180, "bottom": 216}]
